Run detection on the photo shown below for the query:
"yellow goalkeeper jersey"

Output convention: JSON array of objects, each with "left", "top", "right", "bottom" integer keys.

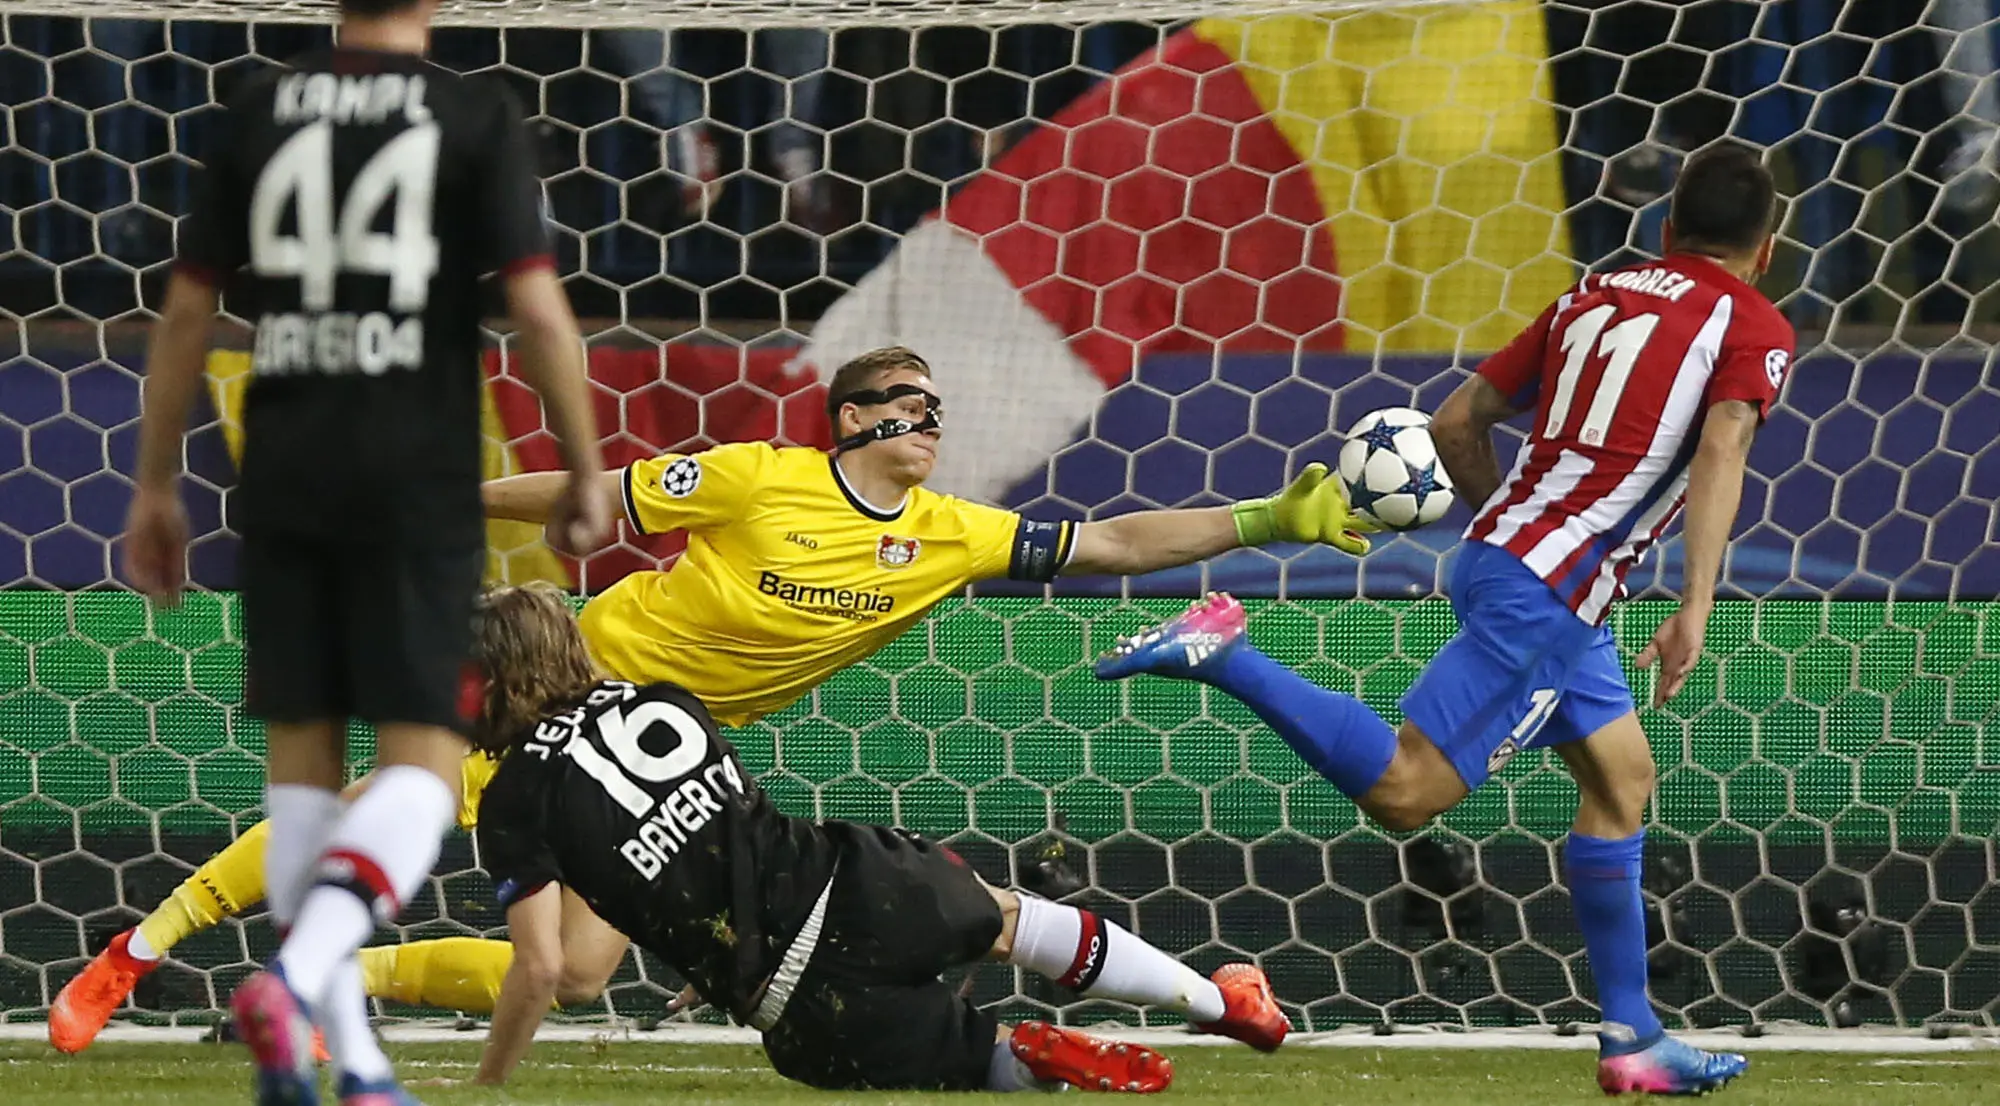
[
  {"left": 457, "top": 753, "right": 500, "bottom": 829},
  {"left": 577, "top": 442, "right": 1077, "bottom": 726}
]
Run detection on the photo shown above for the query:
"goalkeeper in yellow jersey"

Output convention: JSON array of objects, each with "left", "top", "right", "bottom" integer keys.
[{"left": 51, "top": 345, "right": 1378, "bottom": 1054}]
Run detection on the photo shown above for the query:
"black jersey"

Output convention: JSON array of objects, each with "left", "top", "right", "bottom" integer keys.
[
  {"left": 476, "top": 681, "right": 839, "bottom": 1022},
  {"left": 176, "top": 48, "right": 551, "bottom": 547}
]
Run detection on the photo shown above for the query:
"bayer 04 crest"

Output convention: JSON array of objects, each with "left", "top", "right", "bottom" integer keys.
[{"left": 876, "top": 535, "right": 921, "bottom": 570}]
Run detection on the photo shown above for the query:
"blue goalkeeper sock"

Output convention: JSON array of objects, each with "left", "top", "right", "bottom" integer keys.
[
  {"left": 1208, "top": 646, "right": 1395, "bottom": 799},
  {"left": 1565, "top": 830, "right": 1663, "bottom": 1053}
]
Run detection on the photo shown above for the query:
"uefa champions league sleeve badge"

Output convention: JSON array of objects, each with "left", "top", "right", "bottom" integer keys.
[{"left": 660, "top": 457, "right": 702, "bottom": 498}]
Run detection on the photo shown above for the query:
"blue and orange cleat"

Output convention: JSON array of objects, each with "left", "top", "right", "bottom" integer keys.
[
  {"left": 335, "top": 1073, "right": 425, "bottom": 1106},
  {"left": 1010, "top": 1021, "right": 1173, "bottom": 1093},
  {"left": 230, "top": 967, "right": 320, "bottom": 1106},
  {"left": 1094, "top": 592, "right": 1247, "bottom": 683},
  {"left": 1597, "top": 1028, "right": 1747, "bottom": 1096}
]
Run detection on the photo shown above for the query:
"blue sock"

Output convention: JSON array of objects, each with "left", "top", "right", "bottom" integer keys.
[
  {"left": 1207, "top": 645, "right": 1396, "bottom": 799},
  {"left": 1565, "top": 830, "right": 1664, "bottom": 1053}
]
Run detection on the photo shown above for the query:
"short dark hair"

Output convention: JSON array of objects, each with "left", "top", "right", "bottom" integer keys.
[
  {"left": 1667, "top": 142, "right": 1777, "bottom": 254},
  {"left": 339, "top": 0, "right": 424, "bottom": 16},
  {"left": 825, "top": 346, "right": 932, "bottom": 429}
]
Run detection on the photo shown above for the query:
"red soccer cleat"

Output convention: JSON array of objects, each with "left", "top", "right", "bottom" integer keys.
[
  {"left": 1009, "top": 1021, "right": 1173, "bottom": 1093},
  {"left": 1194, "top": 963, "right": 1290, "bottom": 1052},
  {"left": 49, "top": 929, "right": 158, "bottom": 1053}
]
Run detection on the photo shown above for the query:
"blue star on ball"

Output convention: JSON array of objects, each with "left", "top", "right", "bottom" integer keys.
[
  {"left": 1349, "top": 477, "right": 1390, "bottom": 514},
  {"left": 1361, "top": 422, "right": 1403, "bottom": 452}
]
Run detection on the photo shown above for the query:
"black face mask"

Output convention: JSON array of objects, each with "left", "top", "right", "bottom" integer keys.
[{"left": 831, "top": 383, "right": 944, "bottom": 454}]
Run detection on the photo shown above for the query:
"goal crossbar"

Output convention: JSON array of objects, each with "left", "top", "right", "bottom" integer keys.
[{"left": 0, "top": 1, "right": 1463, "bottom": 31}]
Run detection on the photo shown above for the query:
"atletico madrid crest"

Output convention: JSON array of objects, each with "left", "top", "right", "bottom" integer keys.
[{"left": 876, "top": 535, "right": 921, "bottom": 570}]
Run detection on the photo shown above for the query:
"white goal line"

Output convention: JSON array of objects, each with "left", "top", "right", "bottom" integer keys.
[{"left": 3, "top": 1023, "right": 1995, "bottom": 1054}]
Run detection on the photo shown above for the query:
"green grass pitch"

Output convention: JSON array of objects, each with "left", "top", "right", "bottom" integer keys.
[{"left": 10, "top": 1041, "right": 2000, "bottom": 1106}]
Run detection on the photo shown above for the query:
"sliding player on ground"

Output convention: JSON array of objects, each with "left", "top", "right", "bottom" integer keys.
[
  {"left": 1096, "top": 143, "right": 1790, "bottom": 1096},
  {"left": 118, "top": 0, "right": 612, "bottom": 1101},
  {"left": 56, "top": 344, "right": 1378, "bottom": 1052},
  {"left": 467, "top": 583, "right": 1285, "bottom": 1091}
]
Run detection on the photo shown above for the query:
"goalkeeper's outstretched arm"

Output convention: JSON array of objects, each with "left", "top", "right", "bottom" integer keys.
[
  {"left": 1063, "top": 505, "right": 1239, "bottom": 576},
  {"left": 1063, "top": 462, "right": 1378, "bottom": 576}
]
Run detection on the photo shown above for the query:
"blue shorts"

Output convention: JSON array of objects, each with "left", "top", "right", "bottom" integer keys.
[{"left": 1400, "top": 541, "right": 1636, "bottom": 791}]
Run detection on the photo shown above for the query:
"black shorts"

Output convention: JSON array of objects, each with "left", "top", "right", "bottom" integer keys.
[
  {"left": 760, "top": 823, "right": 1005, "bottom": 1092},
  {"left": 239, "top": 531, "right": 483, "bottom": 731}
]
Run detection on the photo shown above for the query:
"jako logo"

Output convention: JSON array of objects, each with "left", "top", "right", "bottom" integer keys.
[
  {"left": 1064, "top": 927, "right": 1108, "bottom": 991},
  {"left": 785, "top": 532, "right": 819, "bottom": 551}
]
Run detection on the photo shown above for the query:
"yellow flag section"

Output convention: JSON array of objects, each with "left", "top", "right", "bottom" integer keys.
[
  {"left": 201, "top": 351, "right": 569, "bottom": 587},
  {"left": 1197, "top": 4, "right": 1574, "bottom": 353}
]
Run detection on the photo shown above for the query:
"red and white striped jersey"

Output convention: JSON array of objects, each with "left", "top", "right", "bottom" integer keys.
[{"left": 1464, "top": 254, "right": 1795, "bottom": 624}]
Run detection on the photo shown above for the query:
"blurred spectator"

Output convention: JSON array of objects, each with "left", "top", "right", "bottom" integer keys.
[
  {"left": 1547, "top": 0, "right": 1751, "bottom": 269},
  {"left": 596, "top": 28, "right": 832, "bottom": 228},
  {"left": 1763, "top": 0, "right": 1984, "bottom": 326},
  {"left": 80, "top": 20, "right": 159, "bottom": 259},
  {"left": 77, "top": 18, "right": 333, "bottom": 259},
  {"left": 1551, "top": 0, "right": 1998, "bottom": 326},
  {"left": 1931, "top": 0, "right": 2000, "bottom": 213},
  {"left": 1582, "top": 0, "right": 1742, "bottom": 207}
]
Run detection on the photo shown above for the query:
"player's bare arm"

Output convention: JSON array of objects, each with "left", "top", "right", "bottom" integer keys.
[
  {"left": 474, "top": 881, "right": 565, "bottom": 1086},
  {"left": 1636, "top": 398, "right": 1759, "bottom": 707},
  {"left": 125, "top": 273, "right": 221, "bottom": 605},
  {"left": 501, "top": 266, "right": 614, "bottom": 555},
  {"left": 1430, "top": 373, "right": 1523, "bottom": 511},
  {"left": 483, "top": 469, "right": 626, "bottom": 523}
]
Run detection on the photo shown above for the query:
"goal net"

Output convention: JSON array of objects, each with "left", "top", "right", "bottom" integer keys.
[{"left": 3, "top": 0, "right": 1998, "bottom": 1037}]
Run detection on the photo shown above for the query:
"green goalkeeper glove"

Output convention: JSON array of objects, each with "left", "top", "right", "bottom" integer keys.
[{"left": 1230, "top": 462, "right": 1382, "bottom": 556}]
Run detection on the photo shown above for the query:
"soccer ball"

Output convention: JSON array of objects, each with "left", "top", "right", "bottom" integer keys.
[{"left": 1336, "top": 407, "right": 1456, "bottom": 531}]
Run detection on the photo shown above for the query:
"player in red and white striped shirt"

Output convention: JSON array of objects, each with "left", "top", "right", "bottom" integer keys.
[
  {"left": 1462, "top": 219, "right": 1793, "bottom": 626},
  {"left": 1099, "top": 144, "right": 1790, "bottom": 1096}
]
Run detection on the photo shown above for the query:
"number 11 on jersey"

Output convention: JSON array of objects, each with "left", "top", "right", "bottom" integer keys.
[{"left": 1548, "top": 305, "right": 1662, "bottom": 446}]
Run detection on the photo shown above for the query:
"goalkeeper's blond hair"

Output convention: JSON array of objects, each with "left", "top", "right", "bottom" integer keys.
[
  {"left": 824, "top": 345, "right": 933, "bottom": 428},
  {"left": 468, "top": 582, "right": 601, "bottom": 757}
]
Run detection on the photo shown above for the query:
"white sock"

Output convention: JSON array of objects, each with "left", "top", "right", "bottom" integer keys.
[
  {"left": 987, "top": 1038, "right": 1066, "bottom": 1093},
  {"left": 265, "top": 784, "right": 343, "bottom": 929},
  {"left": 321, "top": 958, "right": 392, "bottom": 1083},
  {"left": 125, "top": 930, "right": 159, "bottom": 961},
  {"left": 275, "top": 765, "right": 454, "bottom": 1007},
  {"left": 1008, "top": 895, "right": 1225, "bottom": 1023}
]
